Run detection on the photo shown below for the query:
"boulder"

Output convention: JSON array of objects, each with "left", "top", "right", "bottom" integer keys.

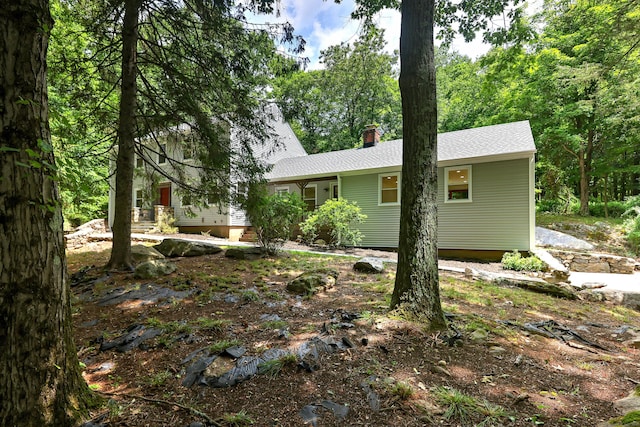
[
  {"left": 154, "top": 238, "right": 222, "bottom": 257},
  {"left": 353, "top": 257, "right": 385, "bottom": 274},
  {"left": 286, "top": 268, "right": 339, "bottom": 295},
  {"left": 134, "top": 260, "right": 177, "bottom": 279},
  {"left": 131, "top": 244, "right": 165, "bottom": 264},
  {"left": 224, "top": 247, "right": 264, "bottom": 260},
  {"left": 614, "top": 388, "right": 640, "bottom": 414}
]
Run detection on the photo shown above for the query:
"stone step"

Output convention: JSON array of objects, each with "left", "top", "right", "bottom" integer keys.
[{"left": 239, "top": 230, "right": 257, "bottom": 242}]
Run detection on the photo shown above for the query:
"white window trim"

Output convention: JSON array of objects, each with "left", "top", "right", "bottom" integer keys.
[
  {"left": 275, "top": 186, "right": 289, "bottom": 195},
  {"left": 330, "top": 182, "right": 339, "bottom": 200},
  {"left": 158, "top": 143, "right": 167, "bottom": 165},
  {"left": 134, "top": 189, "right": 143, "bottom": 208},
  {"left": 303, "top": 184, "right": 317, "bottom": 209},
  {"left": 444, "top": 165, "right": 473, "bottom": 203},
  {"left": 378, "top": 172, "right": 401, "bottom": 206}
]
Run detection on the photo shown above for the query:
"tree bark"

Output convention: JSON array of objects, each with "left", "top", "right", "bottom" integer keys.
[
  {"left": 391, "top": 0, "right": 446, "bottom": 331},
  {"left": 0, "top": 1, "right": 93, "bottom": 424},
  {"left": 107, "top": 0, "right": 141, "bottom": 270}
]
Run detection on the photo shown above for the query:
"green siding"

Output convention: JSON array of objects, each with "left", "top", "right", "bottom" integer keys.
[
  {"left": 342, "top": 158, "right": 532, "bottom": 250},
  {"left": 438, "top": 159, "right": 531, "bottom": 250},
  {"left": 342, "top": 172, "right": 401, "bottom": 247}
]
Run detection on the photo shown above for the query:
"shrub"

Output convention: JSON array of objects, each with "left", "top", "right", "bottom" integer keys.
[
  {"left": 244, "top": 184, "right": 305, "bottom": 255},
  {"left": 299, "top": 198, "right": 367, "bottom": 247},
  {"left": 588, "top": 200, "right": 626, "bottom": 218},
  {"left": 155, "top": 211, "right": 178, "bottom": 234},
  {"left": 623, "top": 206, "right": 640, "bottom": 254},
  {"left": 501, "top": 250, "right": 546, "bottom": 272}
]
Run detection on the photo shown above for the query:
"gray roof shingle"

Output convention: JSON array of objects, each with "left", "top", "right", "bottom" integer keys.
[{"left": 268, "top": 120, "right": 535, "bottom": 181}]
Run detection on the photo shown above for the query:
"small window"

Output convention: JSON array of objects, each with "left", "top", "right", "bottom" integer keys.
[
  {"left": 275, "top": 186, "right": 289, "bottom": 196},
  {"left": 303, "top": 185, "right": 316, "bottom": 211},
  {"left": 182, "top": 194, "right": 192, "bottom": 207},
  {"left": 236, "top": 182, "right": 248, "bottom": 197},
  {"left": 379, "top": 173, "right": 400, "bottom": 205},
  {"left": 183, "top": 136, "right": 196, "bottom": 160},
  {"left": 445, "top": 165, "right": 472, "bottom": 202},
  {"left": 330, "top": 183, "right": 338, "bottom": 200},
  {"left": 135, "top": 189, "right": 143, "bottom": 208},
  {"left": 158, "top": 143, "right": 167, "bottom": 164},
  {"left": 136, "top": 154, "right": 144, "bottom": 168}
]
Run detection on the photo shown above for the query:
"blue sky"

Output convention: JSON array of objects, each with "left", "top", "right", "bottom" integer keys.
[
  {"left": 258, "top": 0, "right": 542, "bottom": 70},
  {"left": 260, "top": 0, "right": 492, "bottom": 69}
]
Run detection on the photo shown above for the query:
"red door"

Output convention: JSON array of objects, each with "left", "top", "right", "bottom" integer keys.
[{"left": 159, "top": 186, "right": 171, "bottom": 206}]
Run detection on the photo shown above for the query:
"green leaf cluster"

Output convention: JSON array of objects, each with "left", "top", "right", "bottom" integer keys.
[
  {"left": 244, "top": 185, "right": 305, "bottom": 255},
  {"left": 501, "top": 250, "right": 546, "bottom": 272},
  {"left": 299, "top": 198, "right": 367, "bottom": 247}
]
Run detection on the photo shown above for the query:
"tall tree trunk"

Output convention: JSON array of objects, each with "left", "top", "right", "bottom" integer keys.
[
  {"left": 0, "top": 1, "right": 93, "bottom": 424},
  {"left": 391, "top": 0, "right": 446, "bottom": 331},
  {"left": 107, "top": 0, "right": 141, "bottom": 270},
  {"left": 578, "top": 128, "right": 594, "bottom": 216}
]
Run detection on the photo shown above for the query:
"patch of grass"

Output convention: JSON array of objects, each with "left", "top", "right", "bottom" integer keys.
[
  {"left": 476, "top": 400, "right": 513, "bottom": 426},
  {"left": 432, "top": 386, "right": 479, "bottom": 423},
  {"left": 609, "top": 410, "right": 640, "bottom": 425},
  {"left": 145, "top": 370, "right": 172, "bottom": 387},
  {"left": 263, "top": 291, "right": 284, "bottom": 301},
  {"left": 576, "top": 361, "right": 594, "bottom": 371},
  {"left": 209, "top": 339, "right": 242, "bottom": 354},
  {"left": 261, "top": 319, "right": 288, "bottom": 330},
  {"left": 389, "top": 381, "right": 415, "bottom": 400},
  {"left": 196, "top": 317, "right": 231, "bottom": 333},
  {"left": 241, "top": 290, "right": 260, "bottom": 302},
  {"left": 146, "top": 318, "right": 192, "bottom": 334},
  {"left": 257, "top": 354, "right": 299, "bottom": 377},
  {"left": 221, "top": 410, "right": 254, "bottom": 426}
]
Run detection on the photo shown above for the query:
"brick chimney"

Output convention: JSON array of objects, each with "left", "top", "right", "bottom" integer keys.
[{"left": 362, "top": 124, "right": 380, "bottom": 148}]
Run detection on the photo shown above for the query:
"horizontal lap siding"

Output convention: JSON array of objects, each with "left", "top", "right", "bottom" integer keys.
[
  {"left": 342, "top": 172, "right": 401, "bottom": 247},
  {"left": 438, "top": 159, "right": 531, "bottom": 250},
  {"left": 341, "top": 159, "right": 531, "bottom": 250}
]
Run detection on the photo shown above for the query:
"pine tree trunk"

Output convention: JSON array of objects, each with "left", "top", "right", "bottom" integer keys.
[
  {"left": 391, "top": 0, "right": 446, "bottom": 331},
  {"left": 107, "top": 0, "right": 141, "bottom": 270},
  {"left": 0, "top": 1, "right": 93, "bottom": 424}
]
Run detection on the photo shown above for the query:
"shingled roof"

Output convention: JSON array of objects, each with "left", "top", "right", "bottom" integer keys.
[{"left": 267, "top": 120, "right": 536, "bottom": 181}]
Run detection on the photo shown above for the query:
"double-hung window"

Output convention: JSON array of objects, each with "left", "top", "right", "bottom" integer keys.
[{"left": 379, "top": 173, "right": 400, "bottom": 205}]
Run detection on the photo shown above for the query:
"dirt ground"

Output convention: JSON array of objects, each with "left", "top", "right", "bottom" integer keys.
[{"left": 69, "top": 240, "right": 640, "bottom": 427}]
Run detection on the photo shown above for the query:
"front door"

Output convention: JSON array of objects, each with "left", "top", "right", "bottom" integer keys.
[{"left": 159, "top": 185, "right": 171, "bottom": 206}]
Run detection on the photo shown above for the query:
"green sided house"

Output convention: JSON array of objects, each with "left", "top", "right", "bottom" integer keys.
[{"left": 267, "top": 121, "right": 536, "bottom": 257}]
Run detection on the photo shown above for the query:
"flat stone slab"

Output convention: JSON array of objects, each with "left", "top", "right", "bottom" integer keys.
[
  {"left": 154, "top": 238, "right": 222, "bottom": 257},
  {"left": 535, "top": 227, "right": 594, "bottom": 250},
  {"left": 96, "top": 283, "right": 193, "bottom": 307}
]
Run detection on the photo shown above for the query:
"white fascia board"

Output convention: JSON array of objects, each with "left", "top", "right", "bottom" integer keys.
[{"left": 437, "top": 150, "right": 537, "bottom": 167}]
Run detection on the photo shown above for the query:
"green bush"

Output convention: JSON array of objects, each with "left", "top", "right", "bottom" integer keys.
[
  {"left": 588, "top": 201, "right": 626, "bottom": 218},
  {"left": 623, "top": 206, "right": 640, "bottom": 254},
  {"left": 501, "top": 250, "right": 546, "bottom": 272},
  {"left": 299, "top": 198, "right": 367, "bottom": 247},
  {"left": 244, "top": 185, "right": 305, "bottom": 255}
]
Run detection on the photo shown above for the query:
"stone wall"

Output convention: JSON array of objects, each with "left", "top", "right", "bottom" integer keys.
[{"left": 548, "top": 250, "right": 638, "bottom": 274}]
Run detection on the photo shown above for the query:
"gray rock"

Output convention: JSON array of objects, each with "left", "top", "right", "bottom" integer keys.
[
  {"left": 286, "top": 268, "right": 339, "bottom": 295},
  {"left": 613, "top": 389, "right": 640, "bottom": 413},
  {"left": 154, "top": 238, "right": 222, "bottom": 257},
  {"left": 353, "top": 257, "right": 385, "bottom": 274},
  {"left": 134, "top": 260, "right": 177, "bottom": 279},
  {"left": 224, "top": 247, "right": 264, "bottom": 260},
  {"left": 535, "top": 227, "right": 594, "bottom": 250},
  {"left": 131, "top": 244, "right": 165, "bottom": 264}
]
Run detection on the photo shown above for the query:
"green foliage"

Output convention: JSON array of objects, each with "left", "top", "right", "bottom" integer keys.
[
  {"left": 299, "top": 198, "right": 367, "bottom": 247},
  {"left": 155, "top": 211, "right": 178, "bottom": 234},
  {"left": 244, "top": 185, "right": 305, "bottom": 255},
  {"left": 501, "top": 250, "right": 546, "bottom": 272},
  {"left": 273, "top": 24, "right": 401, "bottom": 153},
  {"left": 221, "top": 410, "right": 254, "bottom": 426},
  {"left": 623, "top": 206, "right": 640, "bottom": 254},
  {"left": 257, "top": 353, "right": 298, "bottom": 377}
]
